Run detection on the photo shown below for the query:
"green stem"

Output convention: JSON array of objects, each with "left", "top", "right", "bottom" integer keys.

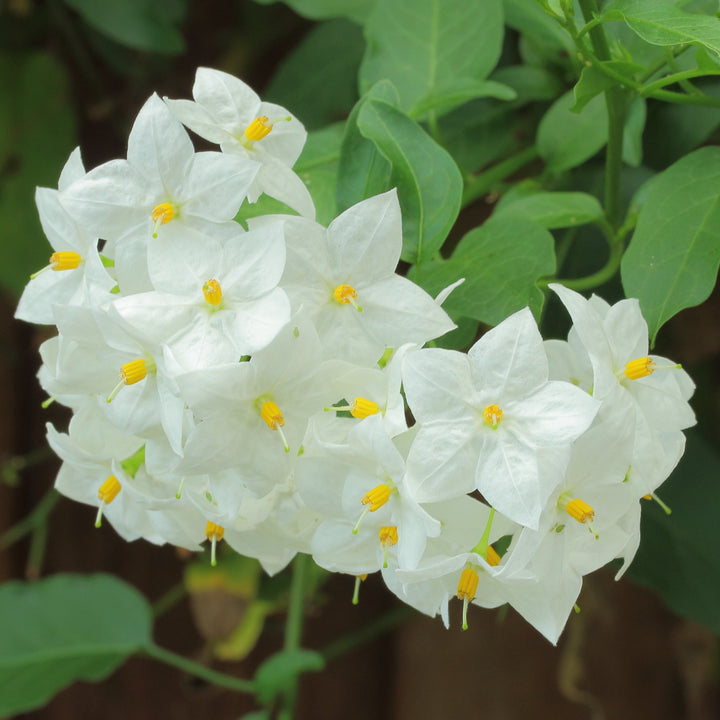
[
  {"left": 640, "top": 45, "right": 691, "bottom": 83},
  {"left": 278, "top": 553, "right": 311, "bottom": 720},
  {"left": 152, "top": 582, "right": 187, "bottom": 617},
  {"left": 471, "top": 507, "right": 495, "bottom": 558},
  {"left": 462, "top": 146, "right": 540, "bottom": 206},
  {"left": 543, "top": 234, "right": 624, "bottom": 290},
  {"left": 1, "top": 488, "right": 59, "bottom": 549},
  {"left": 642, "top": 68, "right": 718, "bottom": 96},
  {"left": 321, "top": 606, "right": 413, "bottom": 662},
  {"left": 144, "top": 644, "right": 255, "bottom": 694}
]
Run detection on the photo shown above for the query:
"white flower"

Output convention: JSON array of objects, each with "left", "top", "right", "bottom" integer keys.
[
  {"left": 164, "top": 67, "right": 314, "bottom": 218},
  {"left": 403, "top": 307, "right": 599, "bottom": 528}
]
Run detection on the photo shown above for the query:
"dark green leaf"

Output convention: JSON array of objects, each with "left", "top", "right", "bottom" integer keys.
[
  {"left": 503, "top": 0, "right": 575, "bottom": 63},
  {"left": 254, "top": 649, "right": 325, "bottom": 705},
  {"left": 0, "top": 52, "right": 76, "bottom": 296},
  {"left": 621, "top": 146, "right": 720, "bottom": 343},
  {"left": 335, "top": 81, "right": 399, "bottom": 214},
  {"left": 357, "top": 99, "right": 463, "bottom": 264},
  {"left": 494, "top": 191, "right": 604, "bottom": 229},
  {"left": 0, "top": 574, "right": 152, "bottom": 715},
  {"left": 622, "top": 96, "right": 646, "bottom": 168},
  {"left": 251, "top": 0, "right": 377, "bottom": 22},
  {"left": 537, "top": 90, "right": 608, "bottom": 173},
  {"left": 264, "top": 20, "right": 364, "bottom": 130},
  {"left": 492, "top": 65, "right": 564, "bottom": 102},
  {"left": 571, "top": 61, "right": 643, "bottom": 112},
  {"left": 409, "top": 80, "right": 516, "bottom": 119},
  {"left": 62, "top": 0, "right": 185, "bottom": 54},
  {"left": 360, "top": 0, "right": 504, "bottom": 114},
  {"left": 410, "top": 214, "right": 556, "bottom": 325},
  {"left": 629, "top": 433, "right": 720, "bottom": 635},
  {"left": 606, "top": 0, "right": 720, "bottom": 55}
]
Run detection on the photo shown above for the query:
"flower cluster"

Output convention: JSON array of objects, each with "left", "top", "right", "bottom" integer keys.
[{"left": 16, "top": 68, "right": 695, "bottom": 644}]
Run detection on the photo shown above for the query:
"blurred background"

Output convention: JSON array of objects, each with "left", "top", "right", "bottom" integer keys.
[{"left": 1, "top": 0, "right": 719, "bottom": 717}]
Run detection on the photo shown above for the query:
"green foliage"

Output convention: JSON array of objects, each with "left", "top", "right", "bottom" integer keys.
[
  {"left": 0, "top": 574, "right": 152, "bottom": 715},
  {"left": 621, "top": 146, "right": 720, "bottom": 344},
  {"left": 494, "top": 191, "right": 604, "bottom": 229},
  {"left": 0, "top": 52, "right": 76, "bottom": 296},
  {"left": 410, "top": 214, "right": 556, "bottom": 325},
  {"left": 360, "top": 0, "right": 505, "bottom": 116},
  {"left": 62, "top": 0, "right": 187, "bottom": 54},
  {"left": 253, "top": 649, "right": 325, "bottom": 705},
  {"left": 356, "top": 98, "right": 463, "bottom": 264},
  {"left": 629, "top": 433, "right": 720, "bottom": 635},
  {"left": 251, "top": 0, "right": 377, "bottom": 22},
  {"left": 605, "top": 0, "right": 720, "bottom": 55}
]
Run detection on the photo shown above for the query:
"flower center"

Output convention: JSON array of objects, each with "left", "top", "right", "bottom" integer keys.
[
  {"left": 457, "top": 566, "right": 479, "bottom": 630},
  {"left": 242, "top": 115, "right": 292, "bottom": 146},
  {"left": 349, "top": 397, "right": 379, "bottom": 419},
  {"left": 107, "top": 358, "right": 156, "bottom": 403},
  {"left": 333, "top": 284, "right": 363, "bottom": 311},
  {"left": 51, "top": 251, "right": 82, "bottom": 271},
  {"left": 151, "top": 202, "right": 176, "bottom": 237},
  {"left": 205, "top": 521, "right": 224, "bottom": 567},
  {"left": 486, "top": 545, "right": 501, "bottom": 567},
  {"left": 202, "top": 278, "right": 223, "bottom": 306},
  {"left": 259, "top": 399, "right": 290, "bottom": 452},
  {"left": 558, "top": 493, "right": 598, "bottom": 539},
  {"left": 353, "top": 482, "right": 393, "bottom": 534},
  {"left": 624, "top": 356, "right": 655, "bottom": 380},
  {"left": 379, "top": 525, "right": 398, "bottom": 568},
  {"left": 483, "top": 404, "right": 503, "bottom": 428},
  {"left": 95, "top": 475, "right": 121, "bottom": 528}
]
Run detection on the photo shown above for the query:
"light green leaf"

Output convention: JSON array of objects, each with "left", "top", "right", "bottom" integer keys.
[
  {"left": 494, "top": 192, "right": 604, "bottom": 229},
  {"left": 571, "top": 61, "right": 644, "bottom": 112},
  {"left": 254, "top": 649, "right": 325, "bottom": 705},
  {"left": 621, "top": 146, "right": 720, "bottom": 343},
  {"left": 357, "top": 99, "right": 463, "bottom": 264},
  {"left": 492, "top": 65, "right": 564, "bottom": 102},
  {"left": 0, "top": 574, "right": 152, "bottom": 715},
  {"left": 537, "top": 90, "right": 608, "bottom": 173},
  {"left": 335, "top": 81, "right": 398, "bottom": 214},
  {"left": 622, "top": 96, "right": 646, "bottom": 167},
  {"left": 0, "top": 52, "right": 76, "bottom": 296},
  {"left": 503, "top": 0, "right": 575, "bottom": 61},
  {"left": 250, "top": 0, "right": 377, "bottom": 22},
  {"left": 409, "top": 79, "right": 516, "bottom": 119},
  {"left": 360, "top": 0, "right": 504, "bottom": 114},
  {"left": 264, "top": 19, "right": 364, "bottom": 130},
  {"left": 410, "top": 214, "right": 556, "bottom": 325},
  {"left": 606, "top": 0, "right": 720, "bottom": 55},
  {"left": 629, "top": 433, "right": 720, "bottom": 636},
  {"left": 62, "top": 0, "right": 186, "bottom": 54}
]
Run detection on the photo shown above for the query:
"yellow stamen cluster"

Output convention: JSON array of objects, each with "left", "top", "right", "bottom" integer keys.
[
  {"left": 205, "top": 521, "right": 225, "bottom": 567},
  {"left": 260, "top": 400, "right": 285, "bottom": 430},
  {"left": 349, "top": 397, "right": 380, "bottom": 419},
  {"left": 107, "top": 358, "right": 153, "bottom": 403},
  {"left": 50, "top": 251, "right": 82, "bottom": 271},
  {"left": 244, "top": 116, "right": 273, "bottom": 142},
  {"left": 202, "top": 278, "right": 223, "bottom": 306},
  {"left": 624, "top": 356, "right": 655, "bottom": 380},
  {"left": 333, "top": 284, "right": 362, "bottom": 311},
  {"left": 151, "top": 202, "right": 176, "bottom": 237},
  {"left": 95, "top": 475, "right": 122, "bottom": 528},
  {"left": 457, "top": 567, "right": 480, "bottom": 631},
  {"left": 486, "top": 546, "right": 501, "bottom": 567},
  {"left": 379, "top": 525, "right": 398, "bottom": 568},
  {"left": 483, "top": 404, "right": 503, "bottom": 428},
  {"left": 362, "top": 483, "right": 392, "bottom": 512},
  {"left": 565, "top": 498, "right": 595, "bottom": 524}
]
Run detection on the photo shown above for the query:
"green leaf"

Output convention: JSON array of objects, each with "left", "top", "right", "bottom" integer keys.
[
  {"left": 410, "top": 214, "right": 556, "bottom": 325},
  {"left": 537, "top": 90, "right": 608, "bottom": 173},
  {"left": 264, "top": 20, "right": 364, "bottom": 130},
  {"left": 0, "top": 52, "right": 76, "bottom": 296},
  {"left": 503, "top": 0, "right": 575, "bottom": 61},
  {"left": 360, "top": 0, "right": 504, "bottom": 114},
  {"left": 494, "top": 191, "right": 604, "bottom": 229},
  {"left": 606, "top": 0, "right": 720, "bottom": 55},
  {"left": 254, "top": 649, "right": 325, "bottom": 705},
  {"left": 0, "top": 574, "right": 152, "bottom": 715},
  {"left": 335, "top": 81, "right": 398, "bottom": 214},
  {"left": 251, "top": 0, "right": 377, "bottom": 22},
  {"left": 571, "top": 61, "right": 644, "bottom": 112},
  {"left": 628, "top": 433, "right": 720, "bottom": 636},
  {"left": 62, "top": 0, "right": 186, "bottom": 54},
  {"left": 492, "top": 65, "right": 564, "bottom": 102},
  {"left": 356, "top": 99, "right": 463, "bottom": 264},
  {"left": 621, "top": 146, "right": 720, "bottom": 343},
  {"left": 622, "top": 96, "right": 646, "bottom": 168},
  {"left": 409, "top": 79, "right": 516, "bottom": 119}
]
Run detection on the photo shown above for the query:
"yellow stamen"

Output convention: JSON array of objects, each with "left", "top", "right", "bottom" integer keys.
[
  {"left": 51, "top": 251, "right": 82, "bottom": 271},
  {"left": 486, "top": 546, "right": 501, "bottom": 567},
  {"left": 379, "top": 526, "right": 398, "bottom": 568},
  {"left": 244, "top": 115, "right": 273, "bottom": 141},
  {"left": 202, "top": 278, "right": 223, "bottom": 306},
  {"left": 151, "top": 202, "right": 176, "bottom": 237},
  {"left": 350, "top": 397, "right": 380, "bottom": 419},
  {"left": 205, "top": 521, "right": 224, "bottom": 567},
  {"left": 352, "top": 574, "right": 368, "bottom": 606},
  {"left": 95, "top": 475, "right": 121, "bottom": 528},
  {"left": 457, "top": 567, "right": 480, "bottom": 630},
  {"left": 483, "top": 404, "right": 503, "bottom": 428},
  {"left": 259, "top": 400, "right": 290, "bottom": 452},
  {"left": 362, "top": 483, "right": 392, "bottom": 512},
  {"left": 333, "top": 284, "right": 363, "bottom": 311},
  {"left": 106, "top": 358, "right": 153, "bottom": 403},
  {"left": 565, "top": 498, "right": 595, "bottom": 524},
  {"left": 624, "top": 356, "right": 655, "bottom": 380}
]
